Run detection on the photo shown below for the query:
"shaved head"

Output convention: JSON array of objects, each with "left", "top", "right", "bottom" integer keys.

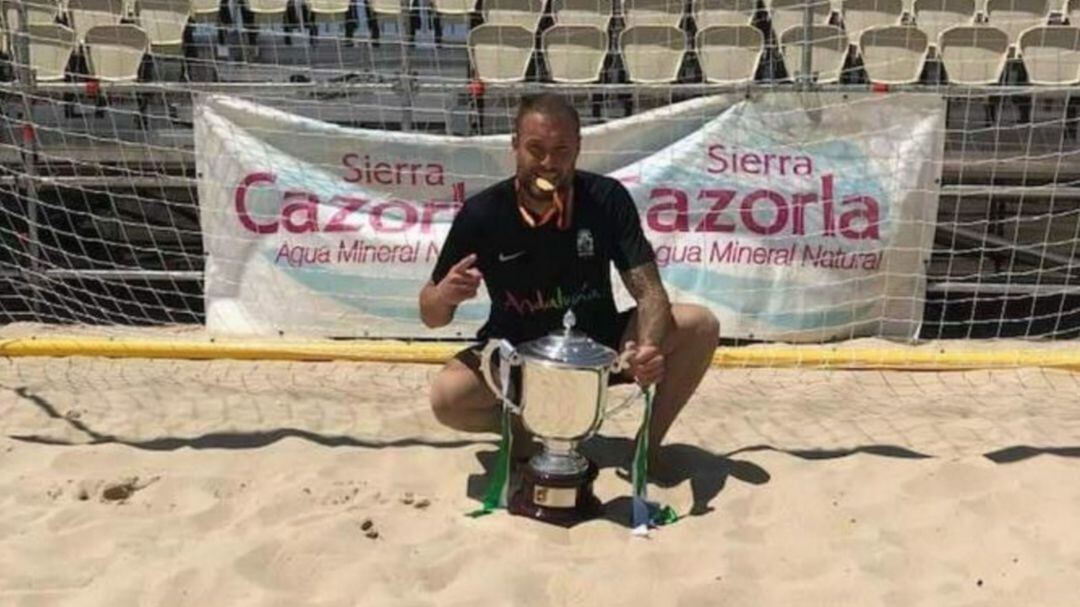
[{"left": 514, "top": 94, "right": 580, "bottom": 137}]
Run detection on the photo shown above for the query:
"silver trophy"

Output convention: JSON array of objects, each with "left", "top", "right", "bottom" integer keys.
[{"left": 479, "top": 310, "right": 633, "bottom": 526}]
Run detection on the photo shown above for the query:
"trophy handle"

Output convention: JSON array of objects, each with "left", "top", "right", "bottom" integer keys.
[
  {"left": 611, "top": 348, "right": 635, "bottom": 374},
  {"left": 604, "top": 388, "right": 644, "bottom": 418},
  {"left": 479, "top": 339, "right": 520, "bottom": 411},
  {"left": 604, "top": 349, "right": 644, "bottom": 418}
]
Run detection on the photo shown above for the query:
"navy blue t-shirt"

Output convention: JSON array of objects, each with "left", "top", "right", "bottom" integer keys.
[{"left": 431, "top": 170, "right": 655, "bottom": 347}]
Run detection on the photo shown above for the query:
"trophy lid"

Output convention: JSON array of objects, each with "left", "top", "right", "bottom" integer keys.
[{"left": 516, "top": 309, "right": 618, "bottom": 368}]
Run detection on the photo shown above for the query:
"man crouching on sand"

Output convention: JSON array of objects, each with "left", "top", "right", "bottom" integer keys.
[{"left": 418, "top": 93, "right": 719, "bottom": 468}]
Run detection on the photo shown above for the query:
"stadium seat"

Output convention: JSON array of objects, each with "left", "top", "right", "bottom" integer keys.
[
  {"left": 431, "top": 0, "right": 477, "bottom": 17},
  {"left": 842, "top": 0, "right": 904, "bottom": 43},
  {"left": 84, "top": 23, "right": 148, "bottom": 81},
  {"left": 1019, "top": 25, "right": 1080, "bottom": 83},
  {"left": 859, "top": 24, "right": 928, "bottom": 82},
  {"left": 693, "top": 0, "right": 758, "bottom": 29},
  {"left": 619, "top": 24, "right": 685, "bottom": 82},
  {"left": 780, "top": 24, "right": 849, "bottom": 81},
  {"left": 27, "top": 23, "right": 75, "bottom": 80},
  {"left": 938, "top": 24, "right": 1009, "bottom": 83},
  {"left": 366, "top": 0, "right": 412, "bottom": 42},
  {"left": 552, "top": 0, "right": 613, "bottom": 29},
  {"left": 542, "top": 24, "right": 607, "bottom": 82},
  {"left": 913, "top": 0, "right": 975, "bottom": 51},
  {"left": 768, "top": 0, "right": 832, "bottom": 40},
  {"left": 138, "top": 0, "right": 190, "bottom": 54},
  {"left": 483, "top": 0, "right": 546, "bottom": 31},
  {"left": 368, "top": 0, "right": 404, "bottom": 17},
  {"left": 984, "top": 0, "right": 1050, "bottom": 52},
  {"left": 468, "top": 23, "right": 533, "bottom": 81},
  {"left": 696, "top": 24, "right": 763, "bottom": 82},
  {"left": 188, "top": 0, "right": 218, "bottom": 22},
  {"left": 368, "top": 0, "right": 405, "bottom": 14},
  {"left": 4, "top": 0, "right": 63, "bottom": 29},
  {"left": 623, "top": 0, "right": 684, "bottom": 28},
  {"left": 67, "top": 0, "right": 125, "bottom": 44},
  {"left": 429, "top": 0, "right": 476, "bottom": 44},
  {"left": 308, "top": 0, "right": 351, "bottom": 22},
  {"left": 246, "top": 0, "right": 288, "bottom": 23}
]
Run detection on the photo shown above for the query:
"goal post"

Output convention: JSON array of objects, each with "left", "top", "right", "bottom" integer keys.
[{"left": 0, "top": 0, "right": 1079, "bottom": 368}]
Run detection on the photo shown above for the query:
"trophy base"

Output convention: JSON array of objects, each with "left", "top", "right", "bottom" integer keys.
[{"left": 509, "top": 459, "right": 602, "bottom": 527}]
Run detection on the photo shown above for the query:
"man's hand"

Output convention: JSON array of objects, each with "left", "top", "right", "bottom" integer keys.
[
  {"left": 435, "top": 253, "right": 483, "bottom": 306},
  {"left": 623, "top": 340, "right": 664, "bottom": 386}
]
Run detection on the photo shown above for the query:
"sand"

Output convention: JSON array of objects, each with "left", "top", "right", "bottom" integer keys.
[{"left": 2, "top": 355, "right": 1080, "bottom": 606}]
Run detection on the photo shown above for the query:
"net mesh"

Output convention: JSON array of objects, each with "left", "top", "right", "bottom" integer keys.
[
  {"left": 2, "top": 5, "right": 1080, "bottom": 560},
  {"left": 0, "top": 0, "right": 1078, "bottom": 344},
  {"left": 4, "top": 354, "right": 1079, "bottom": 459}
]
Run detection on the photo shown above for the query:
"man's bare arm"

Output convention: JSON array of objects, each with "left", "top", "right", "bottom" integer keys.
[
  {"left": 419, "top": 281, "right": 455, "bottom": 328},
  {"left": 620, "top": 262, "right": 672, "bottom": 347},
  {"left": 419, "top": 253, "right": 482, "bottom": 328}
]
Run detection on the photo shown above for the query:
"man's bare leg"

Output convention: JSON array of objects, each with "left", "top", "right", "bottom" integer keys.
[
  {"left": 621, "top": 304, "right": 719, "bottom": 460},
  {"left": 430, "top": 355, "right": 500, "bottom": 432},
  {"left": 429, "top": 353, "right": 538, "bottom": 459}
]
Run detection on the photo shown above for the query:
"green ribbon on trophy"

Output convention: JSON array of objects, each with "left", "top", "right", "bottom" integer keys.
[
  {"left": 470, "top": 380, "right": 678, "bottom": 533},
  {"left": 469, "top": 346, "right": 516, "bottom": 517},
  {"left": 631, "top": 388, "right": 679, "bottom": 535}
]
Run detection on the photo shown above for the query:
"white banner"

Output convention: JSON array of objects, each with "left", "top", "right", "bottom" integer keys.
[{"left": 195, "top": 93, "right": 944, "bottom": 342}]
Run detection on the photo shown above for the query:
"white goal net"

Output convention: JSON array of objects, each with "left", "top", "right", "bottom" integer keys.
[{"left": 0, "top": 0, "right": 1078, "bottom": 346}]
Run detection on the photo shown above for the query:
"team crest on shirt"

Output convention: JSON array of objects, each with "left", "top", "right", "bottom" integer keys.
[{"left": 576, "top": 229, "right": 594, "bottom": 258}]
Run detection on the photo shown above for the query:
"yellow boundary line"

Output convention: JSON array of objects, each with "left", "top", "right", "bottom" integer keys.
[{"left": 2, "top": 336, "right": 1080, "bottom": 371}]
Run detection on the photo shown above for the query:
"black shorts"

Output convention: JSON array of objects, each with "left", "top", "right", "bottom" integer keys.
[{"left": 458, "top": 308, "right": 636, "bottom": 388}]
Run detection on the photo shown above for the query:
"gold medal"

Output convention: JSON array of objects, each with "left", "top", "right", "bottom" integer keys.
[{"left": 534, "top": 177, "right": 555, "bottom": 192}]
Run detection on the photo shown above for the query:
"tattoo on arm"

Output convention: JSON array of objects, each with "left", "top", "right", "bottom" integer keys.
[{"left": 620, "top": 262, "right": 672, "bottom": 348}]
